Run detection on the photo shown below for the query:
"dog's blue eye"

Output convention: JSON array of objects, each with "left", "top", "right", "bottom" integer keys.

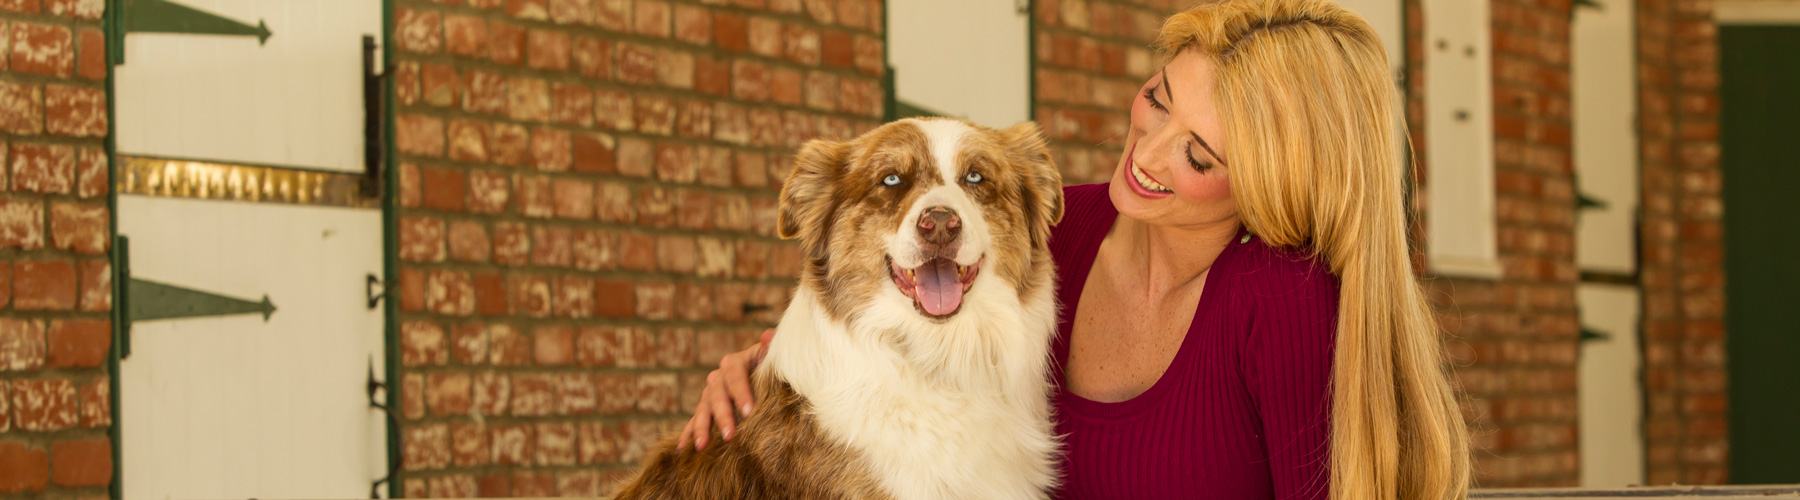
[
  {"left": 882, "top": 174, "right": 902, "bottom": 186},
  {"left": 964, "top": 172, "right": 983, "bottom": 183}
]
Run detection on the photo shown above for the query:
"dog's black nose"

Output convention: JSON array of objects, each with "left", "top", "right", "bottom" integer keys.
[{"left": 917, "top": 206, "right": 961, "bottom": 244}]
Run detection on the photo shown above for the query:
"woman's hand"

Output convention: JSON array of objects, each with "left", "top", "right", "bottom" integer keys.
[{"left": 677, "top": 329, "right": 775, "bottom": 450}]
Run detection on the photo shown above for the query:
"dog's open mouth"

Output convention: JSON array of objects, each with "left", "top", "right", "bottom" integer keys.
[{"left": 888, "top": 256, "right": 982, "bottom": 318}]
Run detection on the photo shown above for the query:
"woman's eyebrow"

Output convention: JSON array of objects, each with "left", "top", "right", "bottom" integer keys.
[{"left": 1164, "top": 68, "right": 1229, "bottom": 167}]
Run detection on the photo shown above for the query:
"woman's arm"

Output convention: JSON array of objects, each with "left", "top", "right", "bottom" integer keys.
[{"left": 1245, "top": 275, "right": 1339, "bottom": 500}]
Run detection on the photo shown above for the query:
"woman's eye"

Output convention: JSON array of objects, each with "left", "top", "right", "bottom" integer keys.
[
  {"left": 883, "top": 174, "right": 902, "bottom": 186},
  {"left": 964, "top": 172, "right": 983, "bottom": 183}
]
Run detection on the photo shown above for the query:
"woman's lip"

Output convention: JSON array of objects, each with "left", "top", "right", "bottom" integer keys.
[{"left": 1124, "top": 156, "right": 1173, "bottom": 199}]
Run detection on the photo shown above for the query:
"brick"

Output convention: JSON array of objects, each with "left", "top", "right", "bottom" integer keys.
[
  {"left": 75, "top": 147, "right": 104, "bottom": 198},
  {"left": 576, "top": 421, "right": 621, "bottom": 463},
  {"left": 402, "top": 423, "right": 450, "bottom": 470},
  {"left": 445, "top": 14, "right": 488, "bottom": 57},
  {"left": 572, "top": 36, "right": 611, "bottom": 79},
  {"left": 804, "top": 70, "right": 837, "bottom": 111},
  {"left": 514, "top": 173, "right": 553, "bottom": 218},
  {"left": 634, "top": 0, "right": 671, "bottom": 37},
  {"left": 401, "top": 320, "right": 448, "bottom": 366},
  {"left": 535, "top": 422, "right": 577, "bottom": 465},
  {"left": 637, "top": 372, "right": 679, "bottom": 412},
  {"left": 468, "top": 170, "right": 510, "bottom": 214},
  {"left": 696, "top": 54, "right": 731, "bottom": 97},
  {"left": 12, "top": 378, "right": 76, "bottom": 431},
  {"left": 714, "top": 12, "right": 747, "bottom": 52},
  {"left": 78, "top": 376, "right": 106, "bottom": 427},
  {"left": 490, "top": 20, "right": 526, "bottom": 65},
  {"left": 396, "top": 114, "right": 445, "bottom": 157},
  {"left": 714, "top": 102, "right": 750, "bottom": 145},
  {"left": 595, "top": 88, "right": 634, "bottom": 130},
  {"left": 0, "top": 197, "right": 45, "bottom": 249},
  {"left": 785, "top": 25, "right": 821, "bottom": 65},
  {"left": 10, "top": 22, "right": 71, "bottom": 76},
  {"left": 595, "top": 181, "right": 634, "bottom": 223},
  {"left": 596, "top": 374, "right": 637, "bottom": 412},
  {"left": 75, "top": 28, "right": 102, "bottom": 79},
  {"left": 732, "top": 60, "right": 771, "bottom": 102},
  {"left": 49, "top": 438, "right": 110, "bottom": 487},
  {"left": 554, "top": 275, "right": 594, "bottom": 318},
  {"left": 822, "top": 30, "right": 852, "bottom": 68},
  {"left": 446, "top": 120, "right": 488, "bottom": 162},
  {"left": 398, "top": 268, "right": 425, "bottom": 311},
  {"left": 507, "top": 77, "right": 550, "bottom": 122},
  {"left": 45, "top": 0, "right": 100, "bottom": 18},
  {"left": 616, "top": 43, "right": 657, "bottom": 85},
  {"left": 396, "top": 9, "right": 443, "bottom": 54},
  {"left": 594, "top": 0, "right": 631, "bottom": 31},
  {"left": 656, "top": 327, "right": 696, "bottom": 367},
  {"left": 533, "top": 324, "right": 574, "bottom": 365},
  {"left": 15, "top": 261, "right": 75, "bottom": 310},
  {"left": 401, "top": 373, "right": 423, "bottom": 419},
  {"left": 675, "top": 282, "right": 714, "bottom": 321},
  {"left": 491, "top": 122, "right": 530, "bottom": 166},
  {"left": 398, "top": 163, "right": 421, "bottom": 207},
  {"left": 394, "top": 61, "right": 420, "bottom": 106},
  {"left": 507, "top": 273, "right": 551, "bottom": 317},
  {"left": 46, "top": 319, "right": 106, "bottom": 368},
  {"left": 530, "top": 225, "right": 573, "bottom": 267},
  {"left": 447, "top": 220, "right": 491, "bottom": 262},
  {"left": 493, "top": 221, "right": 531, "bottom": 265},
  {"left": 421, "top": 63, "right": 460, "bottom": 107},
  {"left": 746, "top": 17, "right": 782, "bottom": 57},
  {"left": 634, "top": 94, "right": 675, "bottom": 134},
  {"left": 452, "top": 422, "right": 489, "bottom": 466},
  {"left": 49, "top": 202, "right": 106, "bottom": 254},
  {"left": 527, "top": 28, "right": 570, "bottom": 70},
  {"left": 594, "top": 278, "right": 635, "bottom": 318},
  {"left": 676, "top": 99, "right": 712, "bottom": 138},
  {"left": 462, "top": 70, "right": 507, "bottom": 115},
  {"left": 552, "top": 83, "right": 594, "bottom": 126},
  {"left": 488, "top": 323, "right": 531, "bottom": 366},
  {"left": 558, "top": 470, "right": 600, "bottom": 497},
  {"left": 77, "top": 260, "right": 106, "bottom": 312},
  {"left": 549, "top": 0, "right": 591, "bottom": 24},
  {"left": 453, "top": 321, "right": 490, "bottom": 365},
  {"left": 398, "top": 216, "right": 446, "bottom": 262},
  {"left": 508, "top": 0, "right": 549, "bottom": 19},
  {"left": 426, "top": 372, "right": 472, "bottom": 415},
  {"left": 635, "top": 280, "right": 675, "bottom": 320},
  {"left": 510, "top": 373, "right": 556, "bottom": 416},
  {"left": 0, "top": 442, "right": 48, "bottom": 494},
  {"left": 12, "top": 142, "right": 74, "bottom": 194},
  {"left": 676, "top": 189, "right": 713, "bottom": 229},
  {"left": 674, "top": 4, "right": 711, "bottom": 45},
  {"left": 654, "top": 143, "right": 696, "bottom": 183},
  {"left": 513, "top": 471, "right": 555, "bottom": 497},
  {"left": 427, "top": 269, "right": 475, "bottom": 315},
  {"left": 558, "top": 372, "right": 597, "bottom": 414},
  {"left": 0, "top": 319, "right": 45, "bottom": 371},
  {"left": 0, "top": 81, "right": 44, "bottom": 134},
  {"left": 476, "top": 473, "right": 511, "bottom": 497},
  {"left": 530, "top": 127, "right": 572, "bottom": 171},
  {"left": 634, "top": 187, "right": 674, "bottom": 227}
]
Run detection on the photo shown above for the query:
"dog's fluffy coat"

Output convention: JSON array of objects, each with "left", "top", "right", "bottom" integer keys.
[{"left": 610, "top": 118, "right": 1066, "bottom": 500}]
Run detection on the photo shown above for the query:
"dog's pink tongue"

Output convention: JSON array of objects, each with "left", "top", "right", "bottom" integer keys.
[{"left": 914, "top": 258, "right": 964, "bottom": 316}]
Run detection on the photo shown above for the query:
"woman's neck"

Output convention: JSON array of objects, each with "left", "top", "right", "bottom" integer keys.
[{"left": 1107, "top": 215, "right": 1240, "bottom": 295}]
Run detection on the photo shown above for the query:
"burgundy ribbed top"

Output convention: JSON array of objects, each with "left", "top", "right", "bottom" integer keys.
[{"left": 1047, "top": 184, "right": 1338, "bottom": 500}]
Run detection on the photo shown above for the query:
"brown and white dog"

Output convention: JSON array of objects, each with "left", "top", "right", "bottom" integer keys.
[{"left": 609, "top": 118, "right": 1066, "bottom": 500}]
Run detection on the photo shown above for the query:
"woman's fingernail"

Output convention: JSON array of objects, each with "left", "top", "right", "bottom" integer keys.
[
  {"left": 742, "top": 404, "right": 753, "bottom": 416},
  {"left": 723, "top": 428, "right": 733, "bottom": 439}
]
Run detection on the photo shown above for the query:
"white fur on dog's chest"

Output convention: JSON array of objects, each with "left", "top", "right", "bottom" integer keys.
[{"left": 764, "top": 286, "right": 1061, "bottom": 500}]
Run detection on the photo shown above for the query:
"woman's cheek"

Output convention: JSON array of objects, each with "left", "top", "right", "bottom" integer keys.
[{"left": 1174, "top": 167, "right": 1232, "bottom": 201}]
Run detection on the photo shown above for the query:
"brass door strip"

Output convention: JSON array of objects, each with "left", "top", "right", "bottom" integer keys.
[{"left": 116, "top": 155, "right": 379, "bottom": 209}]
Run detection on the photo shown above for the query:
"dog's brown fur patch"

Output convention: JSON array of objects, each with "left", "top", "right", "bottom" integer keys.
[{"left": 610, "top": 374, "right": 891, "bottom": 500}]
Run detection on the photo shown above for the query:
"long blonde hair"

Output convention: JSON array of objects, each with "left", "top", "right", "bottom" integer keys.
[{"left": 1156, "top": 1, "right": 1472, "bottom": 498}]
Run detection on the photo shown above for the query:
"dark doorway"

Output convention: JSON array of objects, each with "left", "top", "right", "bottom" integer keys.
[{"left": 1719, "top": 24, "right": 1800, "bottom": 484}]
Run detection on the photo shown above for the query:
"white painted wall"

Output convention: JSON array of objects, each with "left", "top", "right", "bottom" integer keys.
[
  {"left": 1337, "top": 0, "right": 1404, "bottom": 74},
  {"left": 115, "top": 0, "right": 383, "bottom": 172},
  {"left": 888, "top": 0, "right": 1030, "bottom": 128}
]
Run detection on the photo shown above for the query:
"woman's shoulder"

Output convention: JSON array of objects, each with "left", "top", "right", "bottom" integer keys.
[{"left": 1225, "top": 234, "right": 1340, "bottom": 306}]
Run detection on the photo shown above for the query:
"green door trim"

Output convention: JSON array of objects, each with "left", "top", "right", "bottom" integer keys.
[
  {"left": 381, "top": 0, "right": 402, "bottom": 495},
  {"left": 105, "top": 0, "right": 123, "bottom": 497}
]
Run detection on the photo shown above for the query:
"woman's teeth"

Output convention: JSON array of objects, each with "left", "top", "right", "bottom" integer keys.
[{"left": 1132, "top": 162, "right": 1173, "bottom": 193}]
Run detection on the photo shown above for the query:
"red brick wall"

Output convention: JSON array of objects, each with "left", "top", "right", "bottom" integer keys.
[
  {"left": 1412, "top": 0, "right": 1587, "bottom": 488},
  {"left": 386, "top": 0, "right": 884, "bottom": 495},
  {"left": 1634, "top": 0, "right": 1728, "bottom": 486},
  {"left": 1032, "top": 0, "right": 1179, "bottom": 185},
  {"left": 0, "top": 0, "right": 115, "bottom": 498}
]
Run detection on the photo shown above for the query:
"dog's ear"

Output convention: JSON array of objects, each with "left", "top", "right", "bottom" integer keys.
[
  {"left": 778, "top": 138, "right": 852, "bottom": 260},
  {"left": 1000, "top": 122, "right": 1065, "bottom": 249}
]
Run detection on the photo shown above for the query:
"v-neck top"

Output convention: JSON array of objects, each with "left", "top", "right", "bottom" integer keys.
[{"left": 1047, "top": 183, "right": 1339, "bottom": 500}]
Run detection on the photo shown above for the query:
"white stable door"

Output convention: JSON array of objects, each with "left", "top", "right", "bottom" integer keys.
[{"left": 112, "top": 0, "right": 388, "bottom": 498}]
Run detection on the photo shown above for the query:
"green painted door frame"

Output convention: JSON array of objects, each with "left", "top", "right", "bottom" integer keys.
[{"left": 1719, "top": 24, "right": 1800, "bottom": 484}]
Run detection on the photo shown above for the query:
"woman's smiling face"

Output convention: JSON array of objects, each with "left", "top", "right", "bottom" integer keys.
[{"left": 1108, "top": 50, "right": 1238, "bottom": 230}]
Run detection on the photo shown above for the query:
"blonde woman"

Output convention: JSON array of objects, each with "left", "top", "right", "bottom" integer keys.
[{"left": 678, "top": 0, "right": 1471, "bottom": 497}]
